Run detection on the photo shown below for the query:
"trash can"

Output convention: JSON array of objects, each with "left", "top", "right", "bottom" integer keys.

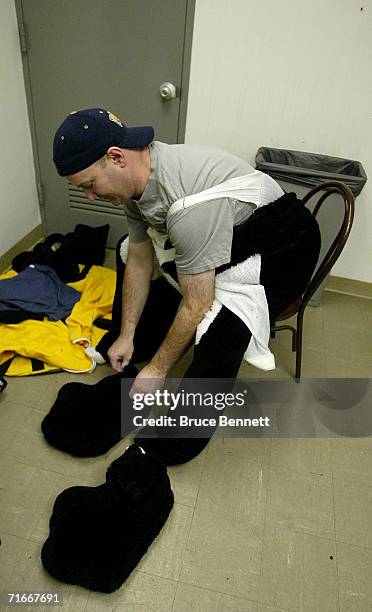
[{"left": 255, "top": 147, "right": 367, "bottom": 306}]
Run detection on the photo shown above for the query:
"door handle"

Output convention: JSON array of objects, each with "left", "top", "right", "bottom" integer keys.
[{"left": 159, "top": 82, "right": 180, "bottom": 101}]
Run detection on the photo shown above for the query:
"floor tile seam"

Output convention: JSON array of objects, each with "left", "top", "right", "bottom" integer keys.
[
  {"left": 5, "top": 445, "right": 138, "bottom": 478},
  {"left": 332, "top": 464, "right": 372, "bottom": 479},
  {"left": 0, "top": 530, "right": 33, "bottom": 546},
  {"left": 11, "top": 407, "right": 49, "bottom": 432},
  {"left": 0, "top": 452, "right": 84, "bottom": 480},
  {"left": 84, "top": 571, "right": 178, "bottom": 612},
  {"left": 205, "top": 449, "right": 271, "bottom": 469},
  {"left": 335, "top": 540, "right": 372, "bottom": 554},
  {"left": 2, "top": 392, "right": 46, "bottom": 411},
  {"left": 261, "top": 520, "right": 339, "bottom": 612},
  {"left": 131, "top": 568, "right": 179, "bottom": 586},
  {"left": 334, "top": 536, "right": 371, "bottom": 552},
  {"left": 167, "top": 497, "right": 196, "bottom": 511},
  {"left": 173, "top": 581, "right": 291, "bottom": 611},
  {"left": 331, "top": 472, "right": 372, "bottom": 488},
  {"left": 289, "top": 342, "right": 326, "bottom": 353},
  {"left": 171, "top": 501, "right": 199, "bottom": 513},
  {"left": 185, "top": 452, "right": 205, "bottom": 533},
  {"left": 26, "top": 534, "right": 48, "bottom": 546},
  {"left": 0, "top": 530, "right": 47, "bottom": 553},
  {"left": 334, "top": 540, "right": 372, "bottom": 611},
  {"left": 32, "top": 407, "right": 55, "bottom": 416},
  {"left": 0, "top": 451, "right": 103, "bottom": 487},
  {"left": 266, "top": 460, "right": 334, "bottom": 481},
  {"left": 330, "top": 441, "right": 341, "bottom": 612},
  {"left": 0, "top": 399, "right": 33, "bottom": 413},
  {"left": 175, "top": 574, "right": 294, "bottom": 611},
  {"left": 170, "top": 580, "right": 182, "bottom": 612},
  {"left": 323, "top": 329, "right": 372, "bottom": 341},
  {"left": 259, "top": 437, "right": 273, "bottom": 584},
  {"left": 324, "top": 353, "right": 372, "bottom": 367},
  {"left": 192, "top": 495, "right": 267, "bottom": 529},
  {"left": 0, "top": 433, "right": 19, "bottom": 454},
  {"left": 263, "top": 518, "right": 336, "bottom": 544},
  {"left": 176, "top": 496, "right": 201, "bottom": 583},
  {"left": 189, "top": 451, "right": 207, "bottom": 503},
  {"left": 268, "top": 458, "right": 333, "bottom": 479},
  {"left": 33, "top": 381, "right": 60, "bottom": 405},
  {"left": 168, "top": 575, "right": 179, "bottom": 612}
]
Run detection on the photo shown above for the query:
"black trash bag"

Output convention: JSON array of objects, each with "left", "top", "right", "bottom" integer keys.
[{"left": 255, "top": 147, "right": 367, "bottom": 197}]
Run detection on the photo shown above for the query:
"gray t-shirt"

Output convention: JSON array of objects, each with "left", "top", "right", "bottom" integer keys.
[{"left": 125, "top": 141, "right": 257, "bottom": 274}]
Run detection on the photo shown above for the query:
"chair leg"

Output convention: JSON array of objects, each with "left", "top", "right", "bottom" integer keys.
[
  {"left": 291, "top": 329, "right": 297, "bottom": 352},
  {"left": 295, "top": 315, "right": 304, "bottom": 381}
]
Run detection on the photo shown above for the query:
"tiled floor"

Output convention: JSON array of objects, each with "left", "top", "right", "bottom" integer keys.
[{"left": 0, "top": 273, "right": 371, "bottom": 611}]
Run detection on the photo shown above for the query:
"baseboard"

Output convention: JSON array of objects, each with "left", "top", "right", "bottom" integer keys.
[
  {"left": 0, "top": 225, "right": 44, "bottom": 273},
  {"left": 326, "top": 275, "right": 372, "bottom": 300}
]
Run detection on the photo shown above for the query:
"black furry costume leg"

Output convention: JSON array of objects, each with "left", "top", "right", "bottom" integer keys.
[
  {"left": 42, "top": 194, "right": 320, "bottom": 462},
  {"left": 136, "top": 194, "right": 321, "bottom": 465},
  {"left": 41, "top": 365, "right": 139, "bottom": 457},
  {"left": 41, "top": 444, "right": 174, "bottom": 592}
]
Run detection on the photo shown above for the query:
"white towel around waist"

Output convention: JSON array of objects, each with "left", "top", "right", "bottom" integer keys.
[{"left": 195, "top": 254, "right": 275, "bottom": 371}]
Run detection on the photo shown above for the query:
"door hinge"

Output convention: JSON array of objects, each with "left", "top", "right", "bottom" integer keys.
[
  {"left": 18, "top": 21, "right": 28, "bottom": 54},
  {"left": 37, "top": 182, "right": 44, "bottom": 208}
]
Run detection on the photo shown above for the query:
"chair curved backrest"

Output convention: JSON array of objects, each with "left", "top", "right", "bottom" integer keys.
[{"left": 298, "top": 181, "right": 355, "bottom": 314}]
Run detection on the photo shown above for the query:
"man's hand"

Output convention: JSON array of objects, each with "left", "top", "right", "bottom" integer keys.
[
  {"left": 129, "top": 363, "right": 166, "bottom": 398},
  {"left": 108, "top": 335, "right": 134, "bottom": 372}
]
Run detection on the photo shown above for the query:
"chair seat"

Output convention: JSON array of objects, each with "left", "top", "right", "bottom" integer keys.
[{"left": 276, "top": 297, "right": 302, "bottom": 320}]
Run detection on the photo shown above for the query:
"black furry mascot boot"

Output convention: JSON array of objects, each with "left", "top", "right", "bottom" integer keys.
[
  {"left": 41, "top": 444, "right": 174, "bottom": 593},
  {"left": 41, "top": 365, "right": 139, "bottom": 457},
  {"left": 134, "top": 431, "right": 212, "bottom": 467}
]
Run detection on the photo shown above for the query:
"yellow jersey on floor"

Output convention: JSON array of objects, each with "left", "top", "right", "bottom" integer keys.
[{"left": 0, "top": 265, "right": 115, "bottom": 376}]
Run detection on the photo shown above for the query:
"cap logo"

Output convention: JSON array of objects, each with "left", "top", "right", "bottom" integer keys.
[{"left": 108, "top": 111, "right": 123, "bottom": 127}]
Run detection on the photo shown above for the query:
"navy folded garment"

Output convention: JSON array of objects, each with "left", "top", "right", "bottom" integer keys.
[{"left": 0, "top": 264, "right": 80, "bottom": 321}]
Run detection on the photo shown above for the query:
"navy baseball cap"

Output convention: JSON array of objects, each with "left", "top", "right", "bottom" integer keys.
[{"left": 53, "top": 108, "right": 154, "bottom": 176}]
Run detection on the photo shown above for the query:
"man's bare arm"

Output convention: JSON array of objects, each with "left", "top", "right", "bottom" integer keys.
[
  {"left": 150, "top": 269, "right": 215, "bottom": 375},
  {"left": 108, "top": 238, "right": 154, "bottom": 371},
  {"left": 120, "top": 238, "right": 154, "bottom": 337}
]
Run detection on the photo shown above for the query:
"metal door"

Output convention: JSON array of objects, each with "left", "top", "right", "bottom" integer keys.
[{"left": 17, "top": 0, "right": 194, "bottom": 246}]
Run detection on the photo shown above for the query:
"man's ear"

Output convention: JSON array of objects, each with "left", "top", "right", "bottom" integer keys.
[{"left": 107, "top": 146, "right": 126, "bottom": 167}]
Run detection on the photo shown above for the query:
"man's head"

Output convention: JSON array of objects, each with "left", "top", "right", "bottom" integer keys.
[{"left": 53, "top": 108, "right": 154, "bottom": 204}]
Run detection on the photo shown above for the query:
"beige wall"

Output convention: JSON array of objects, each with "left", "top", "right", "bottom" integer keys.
[
  {"left": 0, "top": 0, "right": 40, "bottom": 258},
  {"left": 185, "top": 0, "right": 372, "bottom": 283}
]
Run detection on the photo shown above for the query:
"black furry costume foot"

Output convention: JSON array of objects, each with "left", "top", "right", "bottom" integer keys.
[
  {"left": 41, "top": 365, "right": 138, "bottom": 457},
  {"left": 41, "top": 445, "right": 174, "bottom": 593},
  {"left": 134, "top": 434, "right": 212, "bottom": 466}
]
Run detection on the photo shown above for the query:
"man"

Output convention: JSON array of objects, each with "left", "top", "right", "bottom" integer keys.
[{"left": 53, "top": 108, "right": 320, "bottom": 464}]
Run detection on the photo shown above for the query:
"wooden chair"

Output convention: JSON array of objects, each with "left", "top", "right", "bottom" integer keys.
[{"left": 270, "top": 181, "right": 355, "bottom": 380}]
